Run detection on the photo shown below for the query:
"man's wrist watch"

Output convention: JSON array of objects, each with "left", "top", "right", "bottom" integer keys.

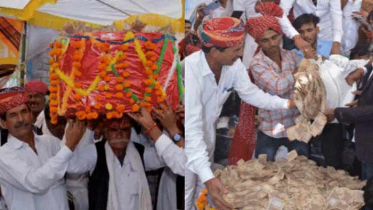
[{"left": 172, "top": 133, "right": 182, "bottom": 142}]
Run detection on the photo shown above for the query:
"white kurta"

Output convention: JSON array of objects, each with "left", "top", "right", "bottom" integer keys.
[
  {"left": 130, "top": 130, "right": 186, "bottom": 210},
  {"left": 184, "top": 51, "right": 289, "bottom": 209},
  {"left": 233, "top": 0, "right": 260, "bottom": 68},
  {"left": 341, "top": 0, "right": 362, "bottom": 52},
  {"left": 106, "top": 141, "right": 151, "bottom": 210},
  {"left": 34, "top": 110, "right": 52, "bottom": 136},
  {"left": 280, "top": 0, "right": 343, "bottom": 42},
  {"left": 0, "top": 132, "right": 97, "bottom": 210}
]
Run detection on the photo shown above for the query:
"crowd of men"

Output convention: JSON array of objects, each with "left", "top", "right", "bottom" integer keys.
[{"left": 185, "top": 0, "right": 373, "bottom": 210}]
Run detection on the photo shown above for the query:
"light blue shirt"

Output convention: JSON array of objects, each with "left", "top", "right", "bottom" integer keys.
[{"left": 293, "top": 39, "right": 333, "bottom": 59}]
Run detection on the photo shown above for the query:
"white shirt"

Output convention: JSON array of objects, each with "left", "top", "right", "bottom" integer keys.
[
  {"left": 0, "top": 132, "right": 97, "bottom": 210},
  {"left": 280, "top": 0, "right": 343, "bottom": 42},
  {"left": 112, "top": 145, "right": 141, "bottom": 210},
  {"left": 130, "top": 131, "right": 186, "bottom": 209},
  {"left": 342, "top": 0, "right": 362, "bottom": 52},
  {"left": 185, "top": 51, "right": 289, "bottom": 183},
  {"left": 34, "top": 111, "right": 52, "bottom": 136}
]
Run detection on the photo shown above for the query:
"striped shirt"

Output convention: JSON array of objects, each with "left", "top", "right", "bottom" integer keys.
[{"left": 250, "top": 49, "right": 301, "bottom": 138}]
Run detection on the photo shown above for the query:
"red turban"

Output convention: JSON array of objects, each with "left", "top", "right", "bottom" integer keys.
[
  {"left": 0, "top": 87, "right": 29, "bottom": 115},
  {"left": 246, "top": 2, "right": 284, "bottom": 41},
  {"left": 106, "top": 116, "right": 132, "bottom": 129},
  {"left": 25, "top": 81, "right": 48, "bottom": 95},
  {"left": 198, "top": 17, "right": 245, "bottom": 48}
]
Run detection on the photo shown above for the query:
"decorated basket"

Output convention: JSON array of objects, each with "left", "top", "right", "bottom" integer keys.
[{"left": 48, "top": 31, "right": 183, "bottom": 124}]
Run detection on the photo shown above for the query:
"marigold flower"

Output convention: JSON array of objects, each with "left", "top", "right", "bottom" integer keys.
[
  {"left": 116, "top": 77, "right": 124, "bottom": 83},
  {"left": 144, "top": 79, "right": 152, "bottom": 86},
  {"left": 105, "top": 92, "right": 112, "bottom": 99},
  {"left": 118, "top": 54, "right": 127, "bottom": 61},
  {"left": 50, "top": 106, "right": 58, "bottom": 113},
  {"left": 122, "top": 71, "right": 130, "bottom": 78},
  {"left": 140, "top": 102, "right": 151, "bottom": 107},
  {"left": 49, "top": 86, "right": 58, "bottom": 93},
  {"left": 155, "top": 90, "right": 162, "bottom": 96},
  {"left": 74, "top": 71, "right": 83, "bottom": 77},
  {"left": 51, "top": 118, "right": 57, "bottom": 125},
  {"left": 114, "top": 112, "right": 123, "bottom": 118},
  {"left": 116, "top": 104, "right": 125, "bottom": 112},
  {"left": 51, "top": 63, "right": 60, "bottom": 70},
  {"left": 145, "top": 70, "right": 152, "bottom": 75},
  {"left": 145, "top": 87, "right": 152, "bottom": 93},
  {"left": 150, "top": 56, "right": 157, "bottom": 62},
  {"left": 51, "top": 80, "right": 59, "bottom": 86},
  {"left": 145, "top": 61, "right": 153, "bottom": 67},
  {"left": 153, "top": 74, "right": 159, "bottom": 79},
  {"left": 74, "top": 93, "right": 83, "bottom": 100},
  {"left": 98, "top": 63, "right": 107, "bottom": 71},
  {"left": 115, "top": 84, "right": 123, "bottom": 91},
  {"left": 50, "top": 73, "right": 58, "bottom": 80},
  {"left": 145, "top": 51, "right": 155, "bottom": 57},
  {"left": 75, "top": 111, "right": 86, "bottom": 120},
  {"left": 49, "top": 58, "right": 55, "bottom": 64},
  {"left": 98, "top": 71, "right": 106, "bottom": 79},
  {"left": 154, "top": 82, "right": 161, "bottom": 89},
  {"left": 73, "top": 54, "right": 83, "bottom": 61},
  {"left": 49, "top": 100, "right": 58, "bottom": 106},
  {"left": 106, "top": 112, "right": 113, "bottom": 119},
  {"left": 105, "top": 103, "right": 113, "bottom": 110},
  {"left": 91, "top": 112, "right": 98, "bottom": 119},
  {"left": 95, "top": 96, "right": 103, "bottom": 101},
  {"left": 132, "top": 104, "right": 140, "bottom": 112},
  {"left": 104, "top": 75, "right": 111, "bottom": 82},
  {"left": 123, "top": 81, "right": 131, "bottom": 88},
  {"left": 75, "top": 102, "right": 83, "bottom": 107},
  {"left": 115, "top": 92, "right": 124, "bottom": 98},
  {"left": 126, "top": 91, "right": 133, "bottom": 98},
  {"left": 73, "top": 62, "right": 81, "bottom": 68},
  {"left": 98, "top": 84, "right": 105, "bottom": 92},
  {"left": 157, "top": 96, "right": 164, "bottom": 103},
  {"left": 144, "top": 96, "right": 152, "bottom": 102},
  {"left": 94, "top": 103, "right": 101, "bottom": 109},
  {"left": 50, "top": 93, "right": 58, "bottom": 99},
  {"left": 151, "top": 64, "right": 158, "bottom": 71},
  {"left": 129, "top": 98, "right": 135, "bottom": 104}
]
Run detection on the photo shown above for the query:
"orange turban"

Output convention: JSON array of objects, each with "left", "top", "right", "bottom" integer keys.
[
  {"left": 0, "top": 87, "right": 29, "bottom": 115},
  {"left": 198, "top": 17, "right": 245, "bottom": 48},
  {"left": 25, "top": 81, "right": 48, "bottom": 95},
  {"left": 246, "top": 2, "right": 284, "bottom": 41}
]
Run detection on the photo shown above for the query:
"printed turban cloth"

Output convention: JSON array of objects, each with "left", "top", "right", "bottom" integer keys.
[
  {"left": 0, "top": 87, "right": 29, "bottom": 115},
  {"left": 198, "top": 17, "right": 245, "bottom": 48},
  {"left": 246, "top": 2, "right": 284, "bottom": 40},
  {"left": 25, "top": 81, "right": 48, "bottom": 95}
]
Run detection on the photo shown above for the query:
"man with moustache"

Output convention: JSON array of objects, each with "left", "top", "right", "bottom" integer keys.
[
  {"left": 25, "top": 81, "right": 51, "bottom": 135},
  {"left": 185, "top": 16, "right": 297, "bottom": 210},
  {"left": 247, "top": 3, "right": 315, "bottom": 162},
  {"left": 0, "top": 87, "right": 97, "bottom": 210},
  {"left": 89, "top": 108, "right": 185, "bottom": 210}
]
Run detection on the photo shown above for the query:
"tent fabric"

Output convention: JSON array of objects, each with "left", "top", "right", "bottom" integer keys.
[
  {"left": 0, "top": 0, "right": 56, "bottom": 20},
  {"left": 0, "top": 0, "right": 183, "bottom": 31}
]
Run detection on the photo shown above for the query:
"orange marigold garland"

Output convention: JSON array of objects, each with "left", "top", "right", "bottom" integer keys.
[
  {"left": 49, "top": 39, "right": 65, "bottom": 124},
  {"left": 196, "top": 189, "right": 216, "bottom": 210}
]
